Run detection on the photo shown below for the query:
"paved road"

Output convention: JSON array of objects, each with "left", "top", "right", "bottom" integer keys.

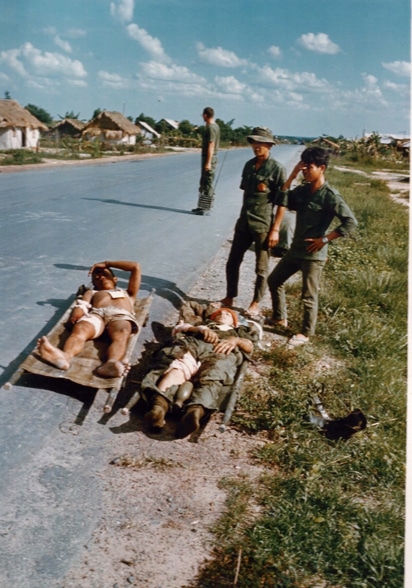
[{"left": 0, "top": 144, "right": 301, "bottom": 586}]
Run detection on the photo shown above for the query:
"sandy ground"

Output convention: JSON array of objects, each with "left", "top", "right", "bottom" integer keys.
[{"left": 0, "top": 149, "right": 188, "bottom": 174}]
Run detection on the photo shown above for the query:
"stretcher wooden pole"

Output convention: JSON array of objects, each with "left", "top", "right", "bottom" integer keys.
[{"left": 219, "top": 360, "right": 248, "bottom": 432}]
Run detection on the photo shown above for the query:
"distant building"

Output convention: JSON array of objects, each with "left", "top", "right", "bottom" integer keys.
[
  {"left": 311, "top": 136, "right": 341, "bottom": 154},
  {"left": 0, "top": 99, "right": 48, "bottom": 150},
  {"left": 47, "top": 118, "right": 86, "bottom": 140},
  {"left": 82, "top": 111, "right": 142, "bottom": 146},
  {"left": 136, "top": 120, "right": 161, "bottom": 141},
  {"left": 159, "top": 118, "right": 180, "bottom": 131}
]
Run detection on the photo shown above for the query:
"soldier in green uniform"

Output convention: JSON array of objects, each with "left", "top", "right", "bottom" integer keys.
[
  {"left": 192, "top": 106, "right": 220, "bottom": 216},
  {"left": 220, "top": 127, "right": 287, "bottom": 317},
  {"left": 141, "top": 307, "right": 258, "bottom": 438},
  {"left": 267, "top": 146, "right": 357, "bottom": 346}
]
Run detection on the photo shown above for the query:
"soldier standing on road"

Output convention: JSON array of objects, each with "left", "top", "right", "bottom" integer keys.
[{"left": 192, "top": 107, "right": 220, "bottom": 216}]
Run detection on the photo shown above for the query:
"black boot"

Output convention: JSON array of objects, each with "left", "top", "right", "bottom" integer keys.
[
  {"left": 145, "top": 394, "right": 169, "bottom": 431},
  {"left": 175, "top": 404, "right": 205, "bottom": 439}
]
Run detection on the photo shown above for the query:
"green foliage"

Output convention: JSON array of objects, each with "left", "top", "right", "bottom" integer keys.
[
  {"left": 0, "top": 149, "right": 43, "bottom": 165},
  {"left": 58, "top": 110, "right": 81, "bottom": 120},
  {"left": 24, "top": 103, "right": 53, "bottom": 126},
  {"left": 187, "top": 166, "right": 407, "bottom": 588},
  {"left": 135, "top": 112, "right": 157, "bottom": 129}
]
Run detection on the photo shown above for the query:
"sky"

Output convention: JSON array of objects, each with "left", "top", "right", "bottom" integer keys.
[{"left": 0, "top": 0, "right": 410, "bottom": 138}]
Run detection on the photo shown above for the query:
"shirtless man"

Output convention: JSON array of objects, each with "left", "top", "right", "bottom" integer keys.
[{"left": 37, "top": 260, "right": 141, "bottom": 378}]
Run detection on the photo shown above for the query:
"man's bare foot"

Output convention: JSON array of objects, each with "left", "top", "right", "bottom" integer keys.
[
  {"left": 37, "top": 336, "right": 70, "bottom": 370},
  {"left": 220, "top": 297, "right": 234, "bottom": 307},
  {"left": 96, "top": 360, "right": 130, "bottom": 378},
  {"left": 245, "top": 302, "right": 260, "bottom": 316},
  {"left": 265, "top": 317, "right": 288, "bottom": 328}
]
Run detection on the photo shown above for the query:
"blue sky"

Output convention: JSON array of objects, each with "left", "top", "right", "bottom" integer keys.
[{"left": 0, "top": 0, "right": 409, "bottom": 137}]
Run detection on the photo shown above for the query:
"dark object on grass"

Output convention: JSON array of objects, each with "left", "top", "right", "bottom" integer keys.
[
  {"left": 309, "top": 396, "right": 367, "bottom": 440},
  {"left": 322, "top": 408, "right": 367, "bottom": 440}
]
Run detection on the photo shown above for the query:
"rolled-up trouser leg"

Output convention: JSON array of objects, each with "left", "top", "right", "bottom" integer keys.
[{"left": 197, "top": 157, "right": 217, "bottom": 210}]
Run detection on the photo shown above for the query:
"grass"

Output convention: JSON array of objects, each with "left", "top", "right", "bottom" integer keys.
[
  {"left": 186, "top": 164, "right": 408, "bottom": 587},
  {"left": 0, "top": 148, "right": 43, "bottom": 165}
]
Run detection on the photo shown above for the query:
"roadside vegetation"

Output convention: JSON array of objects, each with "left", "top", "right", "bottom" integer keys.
[{"left": 186, "top": 161, "right": 407, "bottom": 587}]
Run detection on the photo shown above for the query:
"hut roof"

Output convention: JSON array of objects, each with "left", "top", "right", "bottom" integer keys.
[
  {"left": 82, "top": 111, "right": 141, "bottom": 135},
  {"left": 136, "top": 120, "right": 161, "bottom": 138},
  {"left": 53, "top": 118, "right": 86, "bottom": 131},
  {"left": 0, "top": 100, "right": 48, "bottom": 131}
]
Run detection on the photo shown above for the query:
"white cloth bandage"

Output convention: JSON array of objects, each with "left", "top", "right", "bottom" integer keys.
[
  {"left": 165, "top": 351, "right": 201, "bottom": 380},
  {"left": 172, "top": 321, "right": 193, "bottom": 336},
  {"left": 75, "top": 299, "right": 92, "bottom": 311}
]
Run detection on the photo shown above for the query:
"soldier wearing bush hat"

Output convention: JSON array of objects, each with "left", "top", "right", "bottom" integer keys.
[
  {"left": 247, "top": 126, "right": 277, "bottom": 145},
  {"left": 218, "top": 125, "right": 287, "bottom": 318}
]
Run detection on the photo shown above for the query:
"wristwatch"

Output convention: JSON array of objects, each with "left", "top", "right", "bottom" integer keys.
[{"left": 322, "top": 236, "right": 328, "bottom": 244}]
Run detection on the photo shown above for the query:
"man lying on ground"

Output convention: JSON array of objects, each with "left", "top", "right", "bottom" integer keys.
[
  {"left": 37, "top": 260, "right": 141, "bottom": 378},
  {"left": 141, "top": 306, "right": 259, "bottom": 439}
]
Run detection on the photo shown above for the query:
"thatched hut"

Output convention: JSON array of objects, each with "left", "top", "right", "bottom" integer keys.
[
  {"left": 82, "top": 111, "right": 142, "bottom": 146},
  {"left": 0, "top": 100, "right": 48, "bottom": 150},
  {"left": 48, "top": 118, "right": 86, "bottom": 140}
]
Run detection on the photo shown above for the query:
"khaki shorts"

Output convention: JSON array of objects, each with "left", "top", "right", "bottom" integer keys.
[{"left": 78, "top": 306, "right": 139, "bottom": 339}]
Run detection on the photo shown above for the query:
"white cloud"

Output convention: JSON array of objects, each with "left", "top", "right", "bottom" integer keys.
[
  {"left": 0, "top": 48, "right": 27, "bottom": 77},
  {"left": 383, "top": 80, "right": 409, "bottom": 95},
  {"left": 67, "top": 28, "right": 87, "bottom": 38},
  {"left": 298, "top": 33, "right": 340, "bottom": 55},
  {"left": 214, "top": 75, "right": 246, "bottom": 94},
  {"left": 340, "top": 73, "right": 388, "bottom": 108},
  {"left": 67, "top": 79, "right": 88, "bottom": 87},
  {"left": 256, "top": 64, "right": 331, "bottom": 93},
  {"left": 98, "top": 70, "right": 130, "bottom": 89},
  {"left": 382, "top": 60, "right": 410, "bottom": 77},
  {"left": 0, "top": 71, "right": 10, "bottom": 83},
  {"left": 197, "top": 43, "right": 248, "bottom": 67},
  {"left": 110, "top": 0, "right": 134, "bottom": 23},
  {"left": 127, "top": 24, "right": 171, "bottom": 63},
  {"left": 54, "top": 35, "right": 72, "bottom": 53},
  {"left": 22, "top": 43, "right": 86, "bottom": 77},
  {"left": 140, "top": 60, "right": 205, "bottom": 84},
  {"left": 0, "top": 43, "right": 87, "bottom": 81},
  {"left": 268, "top": 45, "right": 281, "bottom": 59}
]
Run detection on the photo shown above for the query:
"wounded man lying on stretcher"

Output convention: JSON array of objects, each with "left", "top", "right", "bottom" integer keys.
[
  {"left": 37, "top": 260, "right": 141, "bottom": 378},
  {"left": 141, "top": 305, "right": 259, "bottom": 439}
]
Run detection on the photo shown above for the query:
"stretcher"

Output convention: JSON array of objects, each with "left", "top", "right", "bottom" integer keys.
[
  {"left": 119, "top": 313, "right": 261, "bottom": 441},
  {"left": 4, "top": 289, "right": 154, "bottom": 413}
]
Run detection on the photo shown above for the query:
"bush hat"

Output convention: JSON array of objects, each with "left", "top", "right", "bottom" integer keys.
[{"left": 247, "top": 126, "right": 276, "bottom": 145}]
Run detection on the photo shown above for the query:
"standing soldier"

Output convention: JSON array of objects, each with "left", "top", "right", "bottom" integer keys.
[{"left": 192, "top": 106, "right": 220, "bottom": 216}]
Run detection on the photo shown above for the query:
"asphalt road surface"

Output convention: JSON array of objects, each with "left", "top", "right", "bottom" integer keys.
[{"left": 0, "top": 144, "right": 302, "bottom": 586}]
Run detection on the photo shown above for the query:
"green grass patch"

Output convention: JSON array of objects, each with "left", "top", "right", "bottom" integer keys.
[
  {"left": 186, "top": 163, "right": 407, "bottom": 587},
  {"left": 0, "top": 149, "right": 43, "bottom": 165}
]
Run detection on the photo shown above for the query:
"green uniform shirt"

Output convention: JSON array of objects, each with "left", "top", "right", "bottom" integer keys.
[
  {"left": 238, "top": 156, "right": 287, "bottom": 233},
  {"left": 285, "top": 180, "right": 357, "bottom": 260},
  {"left": 202, "top": 122, "right": 220, "bottom": 157}
]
